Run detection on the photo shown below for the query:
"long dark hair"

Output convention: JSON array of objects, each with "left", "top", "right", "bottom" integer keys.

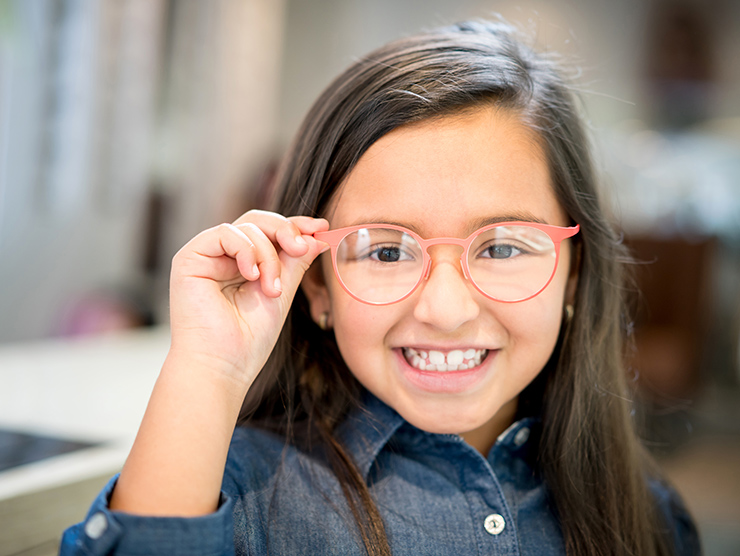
[{"left": 240, "top": 19, "right": 674, "bottom": 556}]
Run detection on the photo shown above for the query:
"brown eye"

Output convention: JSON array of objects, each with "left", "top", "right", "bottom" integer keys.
[
  {"left": 374, "top": 246, "right": 402, "bottom": 262},
  {"left": 480, "top": 243, "right": 523, "bottom": 259}
]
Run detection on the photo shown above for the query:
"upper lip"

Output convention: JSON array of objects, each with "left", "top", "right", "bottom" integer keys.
[{"left": 396, "top": 344, "right": 494, "bottom": 352}]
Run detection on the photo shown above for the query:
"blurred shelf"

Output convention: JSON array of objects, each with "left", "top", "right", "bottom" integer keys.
[{"left": 0, "top": 326, "right": 169, "bottom": 554}]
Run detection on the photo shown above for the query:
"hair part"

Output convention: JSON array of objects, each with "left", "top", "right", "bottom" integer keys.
[{"left": 240, "top": 18, "right": 675, "bottom": 556}]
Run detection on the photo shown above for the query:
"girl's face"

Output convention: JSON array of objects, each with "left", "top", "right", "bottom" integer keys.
[{"left": 303, "top": 107, "right": 577, "bottom": 452}]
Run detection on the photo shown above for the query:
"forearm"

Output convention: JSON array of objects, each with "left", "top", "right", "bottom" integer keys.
[
  {"left": 109, "top": 351, "right": 251, "bottom": 516},
  {"left": 107, "top": 213, "right": 327, "bottom": 517}
]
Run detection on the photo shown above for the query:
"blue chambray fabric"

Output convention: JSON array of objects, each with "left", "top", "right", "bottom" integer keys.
[{"left": 60, "top": 394, "right": 700, "bottom": 555}]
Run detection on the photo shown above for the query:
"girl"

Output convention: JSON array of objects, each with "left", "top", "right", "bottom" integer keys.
[{"left": 62, "top": 20, "right": 699, "bottom": 556}]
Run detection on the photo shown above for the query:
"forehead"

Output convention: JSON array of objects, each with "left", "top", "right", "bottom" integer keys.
[{"left": 326, "top": 107, "right": 567, "bottom": 235}]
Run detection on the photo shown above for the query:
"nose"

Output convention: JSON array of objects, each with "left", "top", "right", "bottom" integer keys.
[{"left": 412, "top": 255, "right": 480, "bottom": 331}]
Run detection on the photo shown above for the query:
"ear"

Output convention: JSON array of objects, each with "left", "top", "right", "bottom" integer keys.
[{"left": 300, "top": 259, "right": 332, "bottom": 326}]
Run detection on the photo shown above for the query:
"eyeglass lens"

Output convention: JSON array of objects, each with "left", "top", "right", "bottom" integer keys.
[{"left": 334, "top": 226, "right": 559, "bottom": 304}]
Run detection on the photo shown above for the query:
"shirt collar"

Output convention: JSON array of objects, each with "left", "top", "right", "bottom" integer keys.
[
  {"left": 336, "top": 391, "right": 541, "bottom": 479},
  {"left": 335, "top": 391, "right": 405, "bottom": 480},
  {"left": 490, "top": 415, "right": 541, "bottom": 461}
]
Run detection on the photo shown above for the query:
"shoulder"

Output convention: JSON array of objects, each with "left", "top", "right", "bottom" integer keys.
[
  {"left": 648, "top": 477, "right": 702, "bottom": 556},
  {"left": 229, "top": 424, "right": 288, "bottom": 460},
  {"left": 221, "top": 425, "right": 290, "bottom": 494},
  {"left": 222, "top": 424, "right": 334, "bottom": 495}
]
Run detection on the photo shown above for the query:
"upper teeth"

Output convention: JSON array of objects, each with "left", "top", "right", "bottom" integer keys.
[{"left": 403, "top": 347, "right": 487, "bottom": 372}]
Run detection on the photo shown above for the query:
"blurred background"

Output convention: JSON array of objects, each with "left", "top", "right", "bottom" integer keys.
[{"left": 0, "top": 0, "right": 738, "bottom": 554}]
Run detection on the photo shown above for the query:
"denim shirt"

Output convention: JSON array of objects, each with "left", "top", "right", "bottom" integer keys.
[{"left": 60, "top": 394, "right": 700, "bottom": 555}]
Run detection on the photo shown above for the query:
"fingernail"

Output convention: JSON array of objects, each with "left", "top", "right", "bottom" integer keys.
[
  {"left": 252, "top": 264, "right": 259, "bottom": 276},
  {"left": 295, "top": 235, "right": 307, "bottom": 246},
  {"left": 274, "top": 277, "right": 282, "bottom": 292}
]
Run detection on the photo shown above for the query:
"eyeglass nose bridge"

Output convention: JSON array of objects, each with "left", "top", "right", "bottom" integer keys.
[{"left": 419, "top": 237, "right": 473, "bottom": 282}]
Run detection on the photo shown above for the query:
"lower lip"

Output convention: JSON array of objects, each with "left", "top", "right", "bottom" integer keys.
[{"left": 395, "top": 349, "right": 495, "bottom": 394}]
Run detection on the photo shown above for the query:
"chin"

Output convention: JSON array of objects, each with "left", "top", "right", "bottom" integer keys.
[{"left": 397, "top": 400, "right": 496, "bottom": 436}]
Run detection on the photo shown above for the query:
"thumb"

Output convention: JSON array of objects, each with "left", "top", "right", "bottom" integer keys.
[{"left": 278, "top": 235, "right": 328, "bottom": 295}]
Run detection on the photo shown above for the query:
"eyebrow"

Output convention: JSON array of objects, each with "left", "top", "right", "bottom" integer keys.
[
  {"left": 468, "top": 213, "right": 548, "bottom": 229},
  {"left": 345, "top": 212, "right": 548, "bottom": 236}
]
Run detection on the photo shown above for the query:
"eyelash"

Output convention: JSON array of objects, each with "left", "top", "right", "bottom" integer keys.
[
  {"left": 365, "top": 244, "right": 415, "bottom": 263},
  {"left": 476, "top": 241, "right": 527, "bottom": 260}
]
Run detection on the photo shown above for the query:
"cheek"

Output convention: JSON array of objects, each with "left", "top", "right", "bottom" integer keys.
[
  {"left": 499, "top": 298, "right": 562, "bottom": 346},
  {"left": 331, "top": 303, "right": 397, "bottom": 393},
  {"left": 327, "top": 284, "right": 393, "bottom": 364},
  {"left": 332, "top": 302, "right": 393, "bottom": 348},
  {"left": 497, "top": 270, "right": 569, "bottom": 358}
]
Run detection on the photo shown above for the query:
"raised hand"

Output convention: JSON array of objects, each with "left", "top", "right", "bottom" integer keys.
[
  {"left": 168, "top": 211, "right": 329, "bottom": 388},
  {"left": 109, "top": 211, "right": 328, "bottom": 516}
]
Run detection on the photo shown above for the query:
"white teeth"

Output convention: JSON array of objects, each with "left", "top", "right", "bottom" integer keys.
[
  {"left": 402, "top": 347, "right": 488, "bottom": 372},
  {"left": 429, "top": 351, "right": 445, "bottom": 365},
  {"left": 447, "top": 350, "right": 464, "bottom": 366}
]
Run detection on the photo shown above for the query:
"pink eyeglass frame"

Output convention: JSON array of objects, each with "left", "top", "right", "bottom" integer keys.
[{"left": 313, "top": 221, "right": 580, "bottom": 305}]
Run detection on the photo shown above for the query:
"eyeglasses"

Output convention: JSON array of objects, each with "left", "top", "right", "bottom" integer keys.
[{"left": 313, "top": 221, "right": 579, "bottom": 305}]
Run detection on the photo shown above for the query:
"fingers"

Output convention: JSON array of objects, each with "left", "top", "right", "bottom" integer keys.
[
  {"left": 235, "top": 217, "right": 329, "bottom": 297},
  {"left": 233, "top": 210, "right": 329, "bottom": 258},
  {"left": 176, "top": 223, "right": 259, "bottom": 285},
  {"left": 177, "top": 212, "right": 329, "bottom": 299},
  {"left": 238, "top": 223, "right": 284, "bottom": 296}
]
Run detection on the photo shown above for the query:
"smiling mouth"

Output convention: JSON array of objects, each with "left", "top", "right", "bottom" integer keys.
[{"left": 402, "top": 347, "right": 489, "bottom": 372}]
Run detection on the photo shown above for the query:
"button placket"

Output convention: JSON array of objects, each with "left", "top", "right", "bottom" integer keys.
[
  {"left": 483, "top": 513, "right": 506, "bottom": 535},
  {"left": 84, "top": 512, "right": 108, "bottom": 539},
  {"left": 513, "top": 426, "right": 530, "bottom": 447}
]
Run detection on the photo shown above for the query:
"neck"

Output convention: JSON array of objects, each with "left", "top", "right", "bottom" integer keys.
[{"left": 460, "top": 398, "right": 518, "bottom": 456}]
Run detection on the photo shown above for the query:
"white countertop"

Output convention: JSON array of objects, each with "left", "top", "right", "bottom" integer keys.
[{"left": 0, "top": 327, "right": 169, "bottom": 500}]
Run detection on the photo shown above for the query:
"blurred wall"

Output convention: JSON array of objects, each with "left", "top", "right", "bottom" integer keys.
[
  {"left": 277, "top": 0, "right": 740, "bottom": 146},
  {"left": 0, "top": 0, "right": 285, "bottom": 342}
]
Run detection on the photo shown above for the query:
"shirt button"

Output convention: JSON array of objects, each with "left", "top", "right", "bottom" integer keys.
[
  {"left": 84, "top": 512, "right": 108, "bottom": 539},
  {"left": 513, "top": 426, "right": 530, "bottom": 447},
  {"left": 484, "top": 513, "right": 506, "bottom": 535}
]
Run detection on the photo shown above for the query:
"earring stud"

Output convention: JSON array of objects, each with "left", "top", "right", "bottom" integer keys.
[
  {"left": 318, "top": 312, "right": 330, "bottom": 331},
  {"left": 564, "top": 304, "right": 574, "bottom": 322}
]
